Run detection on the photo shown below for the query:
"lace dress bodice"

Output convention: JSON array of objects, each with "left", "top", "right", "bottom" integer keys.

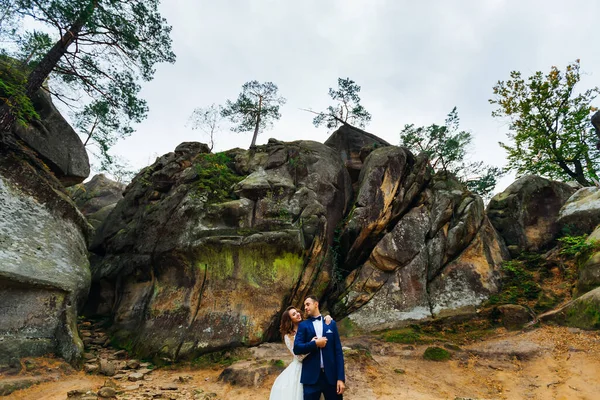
[{"left": 284, "top": 334, "right": 307, "bottom": 362}]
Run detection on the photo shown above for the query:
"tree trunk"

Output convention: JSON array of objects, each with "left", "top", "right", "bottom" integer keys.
[
  {"left": 0, "top": 1, "right": 97, "bottom": 132},
  {"left": 250, "top": 96, "right": 263, "bottom": 148}
]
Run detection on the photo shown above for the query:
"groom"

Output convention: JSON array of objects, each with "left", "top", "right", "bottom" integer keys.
[{"left": 294, "top": 295, "right": 346, "bottom": 400}]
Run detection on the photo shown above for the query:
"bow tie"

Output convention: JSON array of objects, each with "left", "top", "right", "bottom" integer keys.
[{"left": 309, "top": 316, "right": 322, "bottom": 321}]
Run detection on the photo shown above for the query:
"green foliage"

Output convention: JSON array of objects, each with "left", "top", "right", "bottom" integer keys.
[
  {"left": 221, "top": 80, "right": 286, "bottom": 148},
  {"left": 423, "top": 346, "right": 451, "bottom": 361},
  {"left": 312, "top": 77, "right": 372, "bottom": 131},
  {"left": 490, "top": 60, "right": 600, "bottom": 186},
  {"left": 400, "top": 107, "right": 503, "bottom": 199},
  {"left": 557, "top": 234, "right": 600, "bottom": 262},
  {"left": 193, "top": 153, "right": 243, "bottom": 204},
  {"left": 487, "top": 260, "right": 541, "bottom": 305},
  {"left": 0, "top": 57, "right": 39, "bottom": 124},
  {"left": 1, "top": 0, "right": 175, "bottom": 168}
]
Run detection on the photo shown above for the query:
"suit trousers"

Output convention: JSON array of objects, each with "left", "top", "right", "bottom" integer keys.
[{"left": 303, "top": 369, "right": 342, "bottom": 400}]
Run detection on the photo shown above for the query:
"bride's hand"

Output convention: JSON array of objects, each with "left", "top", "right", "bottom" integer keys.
[{"left": 324, "top": 315, "right": 333, "bottom": 325}]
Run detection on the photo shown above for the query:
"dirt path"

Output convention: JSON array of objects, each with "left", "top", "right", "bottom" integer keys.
[{"left": 5, "top": 325, "right": 600, "bottom": 400}]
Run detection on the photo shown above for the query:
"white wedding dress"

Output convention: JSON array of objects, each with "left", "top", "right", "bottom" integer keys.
[{"left": 269, "top": 334, "right": 305, "bottom": 400}]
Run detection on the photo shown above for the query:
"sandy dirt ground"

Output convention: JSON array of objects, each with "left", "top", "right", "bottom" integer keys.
[{"left": 5, "top": 325, "right": 600, "bottom": 400}]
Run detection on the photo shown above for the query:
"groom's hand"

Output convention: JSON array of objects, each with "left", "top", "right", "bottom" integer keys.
[
  {"left": 315, "top": 337, "right": 327, "bottom": 348},
  {"left": 337, "top": 380, "right": 345, "bottom": 394}
]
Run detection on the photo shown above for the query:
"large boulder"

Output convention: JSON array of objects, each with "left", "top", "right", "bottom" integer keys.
[
  {"left": 68, "top": 174, "right": 126, "bottom": 229},
  {"left": 324, "top": 124, "right": 390, "bottom": 184},
  {"left": 487, "top": 175, "right": 575, "bottom": 257},
  {"left": 12, "top": 90, "right": 90, "bottom": 186},
  {"left": 328, "top": 149, "right": 509, "bottom": 330},
  {"left": 541, "top": 286, "right": 600, "bottom": 330},
  {"left": 88, "top": 140, "right": 352, "bottom": 360},
  {"left": 557, "top": 187, "right": 600, "bottom": 235},
  {"left": 575, "top": 225, "right": 600, "bottom": 295},
  {"left": 0, "top": 144, "right": 92, "bottom": 365}
]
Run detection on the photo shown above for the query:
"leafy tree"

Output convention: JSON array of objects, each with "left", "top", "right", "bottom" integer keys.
[
  {"left": 187, "top": 103, "right": 225, "bottom": 151},
  {"left": 312, "top": 77, "right": 371, "bottom": 130},
  {"left": 490, "top": 60, "right": 600, "bottom": 186},
  {"left": 0, "top": 0, "right": 175, "bottom": 170},
  {"left": 221, "top": 80, "right": 286, "bottom": 148},
  {"left": 400, "top": 107, "right": 503, "bottom": 198}
]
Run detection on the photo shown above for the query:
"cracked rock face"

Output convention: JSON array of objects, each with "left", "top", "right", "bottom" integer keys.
[
  {"left": 88, "top": 128, "right": 509, "bottom": 357},
  {"left": 0, "top": 147, "right": 91, "bottom": 364},
  {"left": 329, "top": 156, "right": 508, "bottom": 331},
  {"left": 88, "top": 140, "right": 352, "bottom": 360}
]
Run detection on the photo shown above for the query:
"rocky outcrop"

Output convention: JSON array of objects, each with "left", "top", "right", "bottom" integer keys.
[
  {"left": 324, "top": 124, "right": 390, "bottom": 184},
  {"left": 88, "top": 140, "right": 352, "bottom": 360},
  {"left": 557, "top": 187, "right": 600, "bottom": 235},
  {"left": 69, "top": 174, "right": 126, "bottom": 229},
  {"left": 0, "top": 144, "right": 92, "bottom": 365},
  {"left": 487, "top": 175, "right": 575, "bottom": 257},
  {"left": 541, "top": 286, "right": 600, "bottom": 330},
  {"left": 89, "top": 131, "right": 511, "bottom": 356},
  {"left": 12, "top": 90, "right": 90, "bottom": 186},
  {"left": 332, "top": 168, "right": 509, "bottom": 331},
  {"left": 574, "top": 226, "right": 600, "bottom": 295}
]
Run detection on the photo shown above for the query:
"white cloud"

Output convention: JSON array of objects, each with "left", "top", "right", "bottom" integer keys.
[{"left": 108, "top": 0, "right": 600, "bottom": 194}]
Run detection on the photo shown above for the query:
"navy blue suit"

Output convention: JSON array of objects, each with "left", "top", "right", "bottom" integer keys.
[{"left": 294, "top": 317, "right": 345, "bottom": 399}]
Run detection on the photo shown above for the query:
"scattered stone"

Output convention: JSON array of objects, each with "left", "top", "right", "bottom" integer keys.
[
  {"left": 84, "top": 363, "right": 99, "bottom": 373},
  {"left": 129, "top": 372, "right": 144, "bottom": 381},
  {"left": 160, "top": 385, "right": 178, "bottom": 390},
  {"left": 394, "top": 368, "right": 406, "bottom": 374},
  {"left": 98, "top": 386, "right": 117, "bottom": 398},
  {"left": 67, "top": 388, "right": 96, "bottom": 397},
  {"left": 178, "top": 375, "right": 192, "bottom": 383},
  {"left": 444, "top": 343, "right": 462, "bottom": 351},
  {"left": 126, "top": 359, "right": 141, "bottom": 369},
  {"left": 113, "top": 350, "right": 128, "bottom": 358},
  {"left": 112, "top": 373, "right": 127, "bottom": 380},
  {"left": 99, "top": 359, "right": 116, "bottom": 376},
  {"left": 122, "top": 384, "right": 140, "bottom": 391},
  {"left": 497, "top": 304, "right": 534, "bottom": 330},
  {"left": 83, "top": 352, "right": 96, "bottom": 360}
]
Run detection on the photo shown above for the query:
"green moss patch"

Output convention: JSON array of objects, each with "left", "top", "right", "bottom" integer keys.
[
  {"left": 192, "top": 153, "right": 244, "bottom": 204},
  {"left": 423, "top": 346, "right": 451, "bottom": 361}
]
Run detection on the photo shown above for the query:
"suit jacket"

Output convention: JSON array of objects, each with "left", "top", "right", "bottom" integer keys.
[{"left": 293, "top": 318, "right": 345, "bottom": 385}]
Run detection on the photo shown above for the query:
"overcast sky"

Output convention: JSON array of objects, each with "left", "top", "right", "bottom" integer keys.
[{"left": 107, "top": 0, "right": 600, "bottom": 194}]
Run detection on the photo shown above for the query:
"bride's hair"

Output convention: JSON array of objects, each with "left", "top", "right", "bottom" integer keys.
[{"left": 279, "top": 306, "right": 298, "bottom": 338}]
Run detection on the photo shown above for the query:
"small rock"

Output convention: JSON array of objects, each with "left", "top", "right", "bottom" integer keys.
[
  {"left": 112, "top": 373, "right": 127, "bottom": 380},
  {"left": 178, "top": 375, "right": 192, "bottom": 383},
  {"left": 83, "top": 352, "right": 96, "bottom": 360},
  {"left": 113, "top": 350, "right": 127, "bottom": 358},
  {"left": 98, "top": 386, "right": 117, "bottom": 398},
  {"left": 138, "top": 368, "right": 153, "bottom": 375},
  {"left": 127, "top": 359, "right": 141, "bottom": 369},
  {"left": 394, "top": 368, "right": 406, "bottom": 374},
  {"left": 83, "top": 363, "right": 99, "bottom": 373},
  {"left": 568, "top": 327, "right": 582, "bottom": 334},
  {"left": 99, "top": 359, "right": 116, "bottom": 376},
  {"left": 444, "top": 343, "right": 462, "bottom": 351},
  {"left": 81, "top": 331, "right": 92, "bottom": 337},
  {"left": 140, "top": 362, "right": 152, "bottom": 368},
  {"left": 160, "top": 385, "right": 178, "bottom": 390},
  {"left": 67, "top": 388, "right": 95, "bottom": 397},
  {"left": 128, "top": 372, "right": 144, "bottom": 381},
  {"left": 123, "top": 384, "right": 140, "bottom": 391}
]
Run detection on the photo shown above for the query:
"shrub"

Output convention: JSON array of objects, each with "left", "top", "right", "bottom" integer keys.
[{"left": 193, "top": 152, "right": 244, "bottom": 204}]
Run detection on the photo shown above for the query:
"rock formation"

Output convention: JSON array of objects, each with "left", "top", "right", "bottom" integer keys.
[
  {"left": 0, "top": 144, "right": 92, "bottom": 365},
  {"left": 11, "top": 89, "right": 90, "bottom": 186},
  {"left": 487, "top": 175, "right": 576, "bottom": 256},
  {"left": 86, "top": 127, "right": 510, "bottom": 358},
  {"left": 88, "top": 140, "right": 352, "bottom": 360},
  {"left": 68, "top": 174, "right": 126, "bottom": 229},
  {"left": 557, "top": 187, "right": 600, "bottom": 234}
]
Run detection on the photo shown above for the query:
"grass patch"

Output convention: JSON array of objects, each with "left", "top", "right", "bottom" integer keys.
[{"left": 383, "top": 328, "right": 424, "bottom": 344}]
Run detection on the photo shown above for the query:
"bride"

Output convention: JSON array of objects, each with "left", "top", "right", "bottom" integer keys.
[{"left": 269, "top": 306, "right": 332, "bottom": 400}]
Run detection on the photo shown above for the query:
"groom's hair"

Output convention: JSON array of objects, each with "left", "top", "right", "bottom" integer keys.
[{"left": 305, "top": 295, "right": 319, "bottom": 304}]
